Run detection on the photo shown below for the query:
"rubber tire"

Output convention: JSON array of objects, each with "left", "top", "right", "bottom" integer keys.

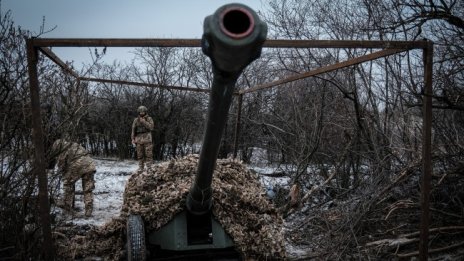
[{"left": 126, "top": 214, "right": 147, "bottom": 261}]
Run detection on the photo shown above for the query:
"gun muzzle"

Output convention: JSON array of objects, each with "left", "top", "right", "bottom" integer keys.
[
  {"left": 186, "top": 4, "right": 267, "bottom": 215},
  {"left": 201, "top": 3, "right": 268, "bottom": 74}
]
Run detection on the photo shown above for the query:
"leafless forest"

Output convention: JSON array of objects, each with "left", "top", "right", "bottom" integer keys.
[{"left": 1, "top": 0, "right": 463, "bottom": 259}]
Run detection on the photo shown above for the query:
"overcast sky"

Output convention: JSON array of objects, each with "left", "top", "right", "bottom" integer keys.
[{"left": 2, "top": 0, "right": 265, "bottom": 66}]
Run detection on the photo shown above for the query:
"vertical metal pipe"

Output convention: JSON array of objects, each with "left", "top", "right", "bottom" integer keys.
[
  {"left": 233, "top": 94, "right": 243, "bottom": 158},
  {"left": 419, "top": 41, "right": 433, "bottom": 261},
  {"left": 26, "top": 39, "right": 54, "bottom": 259}
]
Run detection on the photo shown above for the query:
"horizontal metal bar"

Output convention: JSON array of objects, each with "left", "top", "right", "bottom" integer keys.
[
  {"left": 30, "top": 38, "right": 428, "bottom": 49},
  {"left": 80, "top": 76, "right": 213, "bottom": 94},
  {"left": 264, "top": 39, "right": 428, "bottom": 49},
  {"left": 31, "top": 38, "right": 201, "bottom": 47},
  {"left": 241, "top": 48, "right": 408, "bottom": 94}
]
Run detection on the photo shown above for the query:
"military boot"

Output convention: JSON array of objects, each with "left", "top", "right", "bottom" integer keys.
[
  {"left": 138, "top": 160, "right": 145, "bottom": 173},
  {"left": 57, "top": 200, "right": 73, "bottom": 216},
  {"left": 83, "top": 187, "right": 94, "bottom": 218},
  {"left": 146, "top": 159, "right": 153, "bottom": 170},
  {"left": 61, "top": 188, "right": 74, "bottom": 213},
  {"left": 85, "top": 207, "right": 93, "bottom": 217}
]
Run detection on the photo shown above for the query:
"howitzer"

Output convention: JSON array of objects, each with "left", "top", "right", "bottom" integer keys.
[{"left": 125, "top": 4, "right": 267, "bottom": 260}]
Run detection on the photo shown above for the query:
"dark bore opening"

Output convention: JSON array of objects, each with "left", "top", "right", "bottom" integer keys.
[{"left": 222, "top": 9, "right": 252, "bottom": 37}]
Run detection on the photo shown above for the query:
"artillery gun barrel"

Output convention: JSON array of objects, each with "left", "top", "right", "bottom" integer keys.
[{"left": 186, "top": 3, "right": 267, "bottom": 215}]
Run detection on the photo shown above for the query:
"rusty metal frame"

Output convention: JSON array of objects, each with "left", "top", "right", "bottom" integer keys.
[{"left": 26, "top": 38, "right": 433, "bottom": 260}]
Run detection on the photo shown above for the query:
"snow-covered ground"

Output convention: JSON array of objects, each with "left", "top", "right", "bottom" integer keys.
[{"left": 55, "top": 158, "right": 137, "bottom": 226}]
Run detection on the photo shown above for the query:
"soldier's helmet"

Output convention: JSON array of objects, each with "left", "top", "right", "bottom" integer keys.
[{"left": 137, "top": 106, "right": 148, "bottom": 113}]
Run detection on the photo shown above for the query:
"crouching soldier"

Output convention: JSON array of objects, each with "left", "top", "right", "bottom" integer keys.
[
  {"left": 131, "top": 105, "right": 154, "bottom": 172},
  {"left": 52, "top": 139, "right": 96, "bottom": 217}
]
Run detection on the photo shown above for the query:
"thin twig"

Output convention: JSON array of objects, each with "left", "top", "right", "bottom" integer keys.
[
  {"left": 397, "top": 240, "right": 464, "bottom": 258},
  {"left": 384, "top": 199, "right": 415, "bottom": 220},
  {"left": 0, "top": 245, "right": 14, "bottom": 253},
  {"left": 400, "top": 226, "right": 464, "bottom": 238},
  {"left": 52, "top": 231, "right": 69, "bottom": 241},
  {"left": 430, "top": 207, "right": 462, "bottom": 219},
  {"left": 366, "top": 237, "right": 419, "bottom": 247},
  {"left": 366, "top": 226, "right": 464, "bottom": 251},
  {"left": 376, "top": 160, "right": 420, "bottom": 205}
]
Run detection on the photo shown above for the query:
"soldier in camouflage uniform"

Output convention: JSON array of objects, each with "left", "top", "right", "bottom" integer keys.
[
  {"left": 131, "top": 105, "right": 154, "bottom": 171},
  {"left": 52, "top": 139, "right": 96, "bottom": 217}
]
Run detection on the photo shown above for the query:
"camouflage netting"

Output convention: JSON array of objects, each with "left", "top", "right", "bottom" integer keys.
[
  {"left": 57, "top": 154, "right": 286, "bottom": 260},
  {"left": 55, "top": 218, "right": 126, "bottom": 260}
]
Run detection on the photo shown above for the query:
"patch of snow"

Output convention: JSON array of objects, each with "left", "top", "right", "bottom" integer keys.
[
  {"left": 248, "top": 147, "right": 269, "bottom": 165},
  {"left": 55, "top": 159, "right": 137, "bottom": 226},
  {"left": 285, "top": 241, "right": 313, "bottom": 260},
  {"left": 249, "top": 165, "right": 291, "bottom": 197}
]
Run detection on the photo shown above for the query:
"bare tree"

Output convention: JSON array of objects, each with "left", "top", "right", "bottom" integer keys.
[{"left": 257, "top": 0, "right": 464, "bottom": 259}]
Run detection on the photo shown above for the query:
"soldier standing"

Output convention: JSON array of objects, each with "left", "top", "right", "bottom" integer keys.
[
  {"left": 52, "top": 139, "right": 96, "bottom": 217},
  {"left": 131, "top": 105, "right": 154, "bottom": 172}
]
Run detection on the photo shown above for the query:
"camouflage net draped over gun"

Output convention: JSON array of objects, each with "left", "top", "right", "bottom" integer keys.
[
  {"left": 123, "top": 154, "right": 286, "bottom": 259},
  {"left": 57, "top": 155, "right": 286, "bottom": 260}
]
